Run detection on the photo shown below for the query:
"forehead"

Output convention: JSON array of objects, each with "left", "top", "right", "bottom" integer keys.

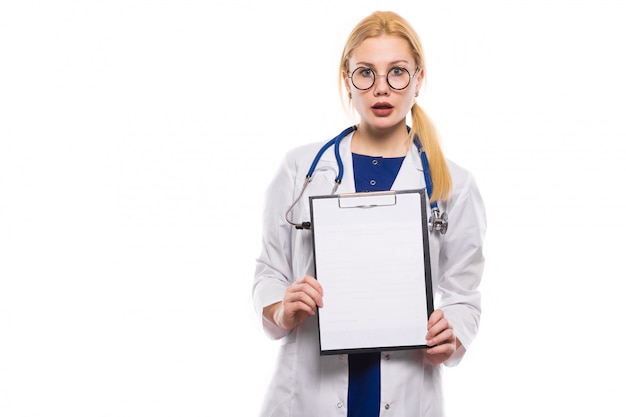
[{"left": 350, "top": 35, "right": 414, "bottom": 67}]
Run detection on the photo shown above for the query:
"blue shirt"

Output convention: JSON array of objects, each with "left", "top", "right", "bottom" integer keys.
[
  {"left": 352, "top": 153, "right": 405, "bottom": 192},
  {"left": 348, "top": 152, "right": 405, "bottom": 417}
]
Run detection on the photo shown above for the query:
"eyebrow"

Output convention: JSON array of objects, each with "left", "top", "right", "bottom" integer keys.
[{"left": 355, "top": 59, "right": 411, "bottom": 68}]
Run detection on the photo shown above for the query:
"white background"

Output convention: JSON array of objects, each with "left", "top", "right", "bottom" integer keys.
[{"left": 1, "top": 1, "right": 625, "bottom": 416}]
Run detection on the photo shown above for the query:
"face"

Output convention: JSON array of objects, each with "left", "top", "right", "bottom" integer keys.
[{"left": 344, "top": 35, "right": 423, "bottom": 133}]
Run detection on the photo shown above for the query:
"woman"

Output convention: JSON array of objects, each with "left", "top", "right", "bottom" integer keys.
[{"left": 253, "top": 10, "right": 486, "bottom": 417}]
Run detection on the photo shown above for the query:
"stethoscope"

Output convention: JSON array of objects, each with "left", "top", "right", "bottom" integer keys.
[{"left": 285, "top": 125, "right": 448, "bottom": 234}]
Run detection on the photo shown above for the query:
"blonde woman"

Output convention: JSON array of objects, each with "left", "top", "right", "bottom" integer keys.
[{"left": 253, "top": 10, "right": 486, "bottom": 417}]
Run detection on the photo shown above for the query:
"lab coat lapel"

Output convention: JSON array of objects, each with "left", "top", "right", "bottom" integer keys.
[
  {"left": 317, "top": 132, "right": 425, "bottom": 193},
  {"left": 318, "top": 131, "right": 356, "bottom": 194},
  {"left": 392, "top": 143, "right": 425, "bottom": 191}
]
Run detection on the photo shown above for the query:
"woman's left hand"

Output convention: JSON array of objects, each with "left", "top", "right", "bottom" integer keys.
[{"left": 424, "top": 309, "right": 460, "bottom": 365}]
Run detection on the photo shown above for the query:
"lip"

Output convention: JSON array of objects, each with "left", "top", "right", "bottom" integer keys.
[{"left": 371, "top": 101, "right": 394, "bottom": 117}]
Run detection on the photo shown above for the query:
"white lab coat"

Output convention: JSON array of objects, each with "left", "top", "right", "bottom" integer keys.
[{"left": 253, "top": 131, "right": 486, "bottom": 417}]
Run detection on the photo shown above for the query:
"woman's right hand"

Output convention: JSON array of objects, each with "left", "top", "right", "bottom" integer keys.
[{"left": 263, "top": 275, "right": 324, "bottom": 331}]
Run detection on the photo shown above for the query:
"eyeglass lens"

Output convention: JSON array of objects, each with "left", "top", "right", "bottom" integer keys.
[{"left": 350, "top": 67, "right": 412, "bottom": 90}]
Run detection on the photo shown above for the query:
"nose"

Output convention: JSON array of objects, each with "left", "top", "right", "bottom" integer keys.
[{"left": 372, "top": 74, "right": 390, "bottom": 96}]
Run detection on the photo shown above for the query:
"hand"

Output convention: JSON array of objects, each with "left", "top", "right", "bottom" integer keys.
[
  {"left": 264, "top": 275, "right": 324, "bottom": 331},
  {"left": 424, "top": 309, "right": 460, "bottom": 365}
]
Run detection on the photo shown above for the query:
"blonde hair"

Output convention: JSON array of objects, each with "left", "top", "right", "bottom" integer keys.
[{"left": 338, "top": 11, "right": 452, "bottom": 201}]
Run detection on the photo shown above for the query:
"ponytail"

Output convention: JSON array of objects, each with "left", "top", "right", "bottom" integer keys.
[{"left": 409, "top": 103, "right": 452, "bottom": 202}]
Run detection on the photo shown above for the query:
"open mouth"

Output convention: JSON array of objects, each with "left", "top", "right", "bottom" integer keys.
[{"left": 371, "top": 102, "right": 394, "bottom": 116}]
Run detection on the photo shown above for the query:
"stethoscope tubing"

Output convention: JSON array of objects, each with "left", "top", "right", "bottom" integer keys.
[
  {"left": 286, "top": 125, "right": 448, "bottom": 233},
  {"left": 306, "top": 125, "right": 357, "bottom": 182}
]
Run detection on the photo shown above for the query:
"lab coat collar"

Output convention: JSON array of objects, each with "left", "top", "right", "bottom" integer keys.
[{"left": 318, "top": 130, "right": 425, "bottom": 194}]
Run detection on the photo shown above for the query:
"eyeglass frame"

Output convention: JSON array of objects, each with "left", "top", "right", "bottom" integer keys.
[{"left": 348, "top": 66, "right": 422, "bottom": 91}]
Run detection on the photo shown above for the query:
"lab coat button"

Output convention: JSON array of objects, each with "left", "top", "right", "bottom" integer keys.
[
  {"left": 372, "top": 159, "right": 378, "bottom": 165},
  {"left": 384, "top": 403, "right": 390, "bottom": 410},
  {"left": 337, "top": 402, "right": 343, "bottom": 408},
  {"left": 370, "top": 179, "right": 376, "bottom": 186},
  {"left": 338, "top": 354, "right": 345, "bottom": 360},
  {"left": 384, "top": 353, "right": 391, "bottom": 360}
]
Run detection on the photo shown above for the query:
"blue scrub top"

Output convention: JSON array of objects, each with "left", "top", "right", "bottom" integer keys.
[{"left": 348, "top": 152, "right": 405, "bottom": 417}]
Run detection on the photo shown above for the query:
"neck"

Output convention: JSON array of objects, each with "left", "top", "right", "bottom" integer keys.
[{"left": 351, "top": 123, "right": 409, "bottom": 157}]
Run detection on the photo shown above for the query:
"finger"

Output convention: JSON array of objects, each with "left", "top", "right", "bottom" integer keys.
[
  {"left": 288, "top": 300, "right": 318, "bottom": 316},
  {"left": 281, "top": 297, "right": 317, "bottom": 323},
  {"left": 425, "top": 341, "right": 456, "bottom": 356},
  {"left": 284, "top": 288, "right": 318, "bottom": 310},
  {"left": 284, "top": 283, "right": 325, "bottom": 312},
  {"left": 427, "top": 309, "right": 444, "bottom": 329},
  {"left": 276, "top": 301, "right": 314, "bottom": 330},
  {"left": 287, "top": 284, "right": 323, "bottom": 308},
  {"left": 300, "top": 275, "right": 324, "bottom": 297},
  {"left": 426, "top": 328, "right": 455, "bottom": 347},
  {"left": 426, "top": 317, "right": 452, "bottom": 341},
  {"left": 289, "top": 279, "right": 324, "bottom": 307}
]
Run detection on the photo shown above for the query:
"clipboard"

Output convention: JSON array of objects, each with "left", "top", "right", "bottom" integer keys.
[{"left": 309, "top": 189, "right": 434, "bottom": 355}]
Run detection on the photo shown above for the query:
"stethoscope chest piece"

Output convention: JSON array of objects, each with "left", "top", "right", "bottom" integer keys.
[{"left": 428, "top": 207, "right": 448, "bottom": 234}]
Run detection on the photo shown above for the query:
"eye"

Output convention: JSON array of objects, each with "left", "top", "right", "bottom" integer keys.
[
  {"left": 357, "top": 67, "right": 374, "bottom": 78},
  {"left": 389, "top": 66, "right": 406, "bottom": 76}
]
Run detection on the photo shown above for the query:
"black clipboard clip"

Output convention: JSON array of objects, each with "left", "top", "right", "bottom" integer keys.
[{"left": 337, "top": 191, "right": 397, "bottom": 209}]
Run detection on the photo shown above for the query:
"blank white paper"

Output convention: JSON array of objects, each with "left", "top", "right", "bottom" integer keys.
[{"left": 311, "top": 190, "right": 431, "bottom": 353}]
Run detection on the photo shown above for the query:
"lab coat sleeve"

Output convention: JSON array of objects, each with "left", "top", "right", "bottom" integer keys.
[
  {"left": 438, "top": 165, "right": 487, "bottom": 367},
  {"left": 252, "top": 149, "right": 300, "bottom": 340}
]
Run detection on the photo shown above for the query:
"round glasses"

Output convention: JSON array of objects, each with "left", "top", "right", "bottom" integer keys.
[{"left": 349, "top": 66, "right": 420, "bottom": 91}]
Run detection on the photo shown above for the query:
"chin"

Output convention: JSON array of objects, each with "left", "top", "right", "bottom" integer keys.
[{"left": 365, "top": 118, "right": 404, "bottom": 131}]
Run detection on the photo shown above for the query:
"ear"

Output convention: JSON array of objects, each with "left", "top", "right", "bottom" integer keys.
[
  {"left": 414, "top": 69, "right": 425, "bottom": 96},
  {"left": 342, "top": 71, "right": 352, "bottom": 95}
]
